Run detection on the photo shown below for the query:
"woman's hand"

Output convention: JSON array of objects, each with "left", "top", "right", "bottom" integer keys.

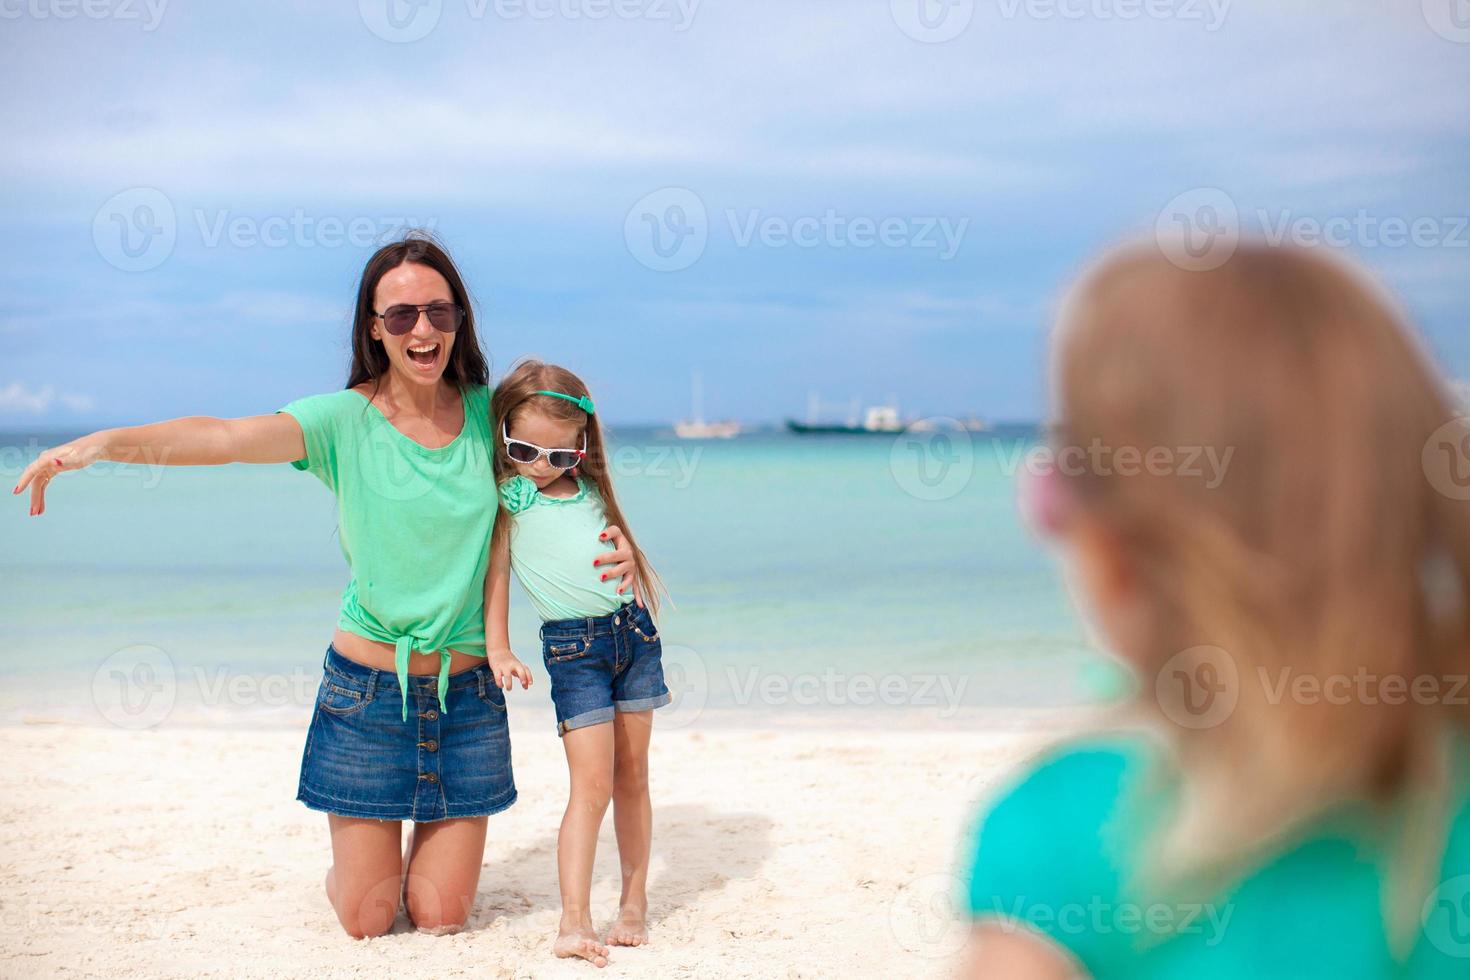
[
  {"left": 13, "top": 435, "right": 107, "bottom": 517},
  {"left": 12, "top": 414, "right": 305, "bottom": 518},
  {"left": 594, "top": 524, "right": 644, "bottom": 608},
  {"left": 486, "top": 647, "right": 533, "bottom": 691}
]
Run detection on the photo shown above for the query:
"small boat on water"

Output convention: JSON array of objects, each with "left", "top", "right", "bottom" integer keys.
[
  {"left": 674, "top": 371, "right": 742, "bottom": 439},
  {"left": 786, "top": 395, "right": 906, "bottom": 435},
  {"left": 786, "top": 394, "right": 993, "bottom": 435}
]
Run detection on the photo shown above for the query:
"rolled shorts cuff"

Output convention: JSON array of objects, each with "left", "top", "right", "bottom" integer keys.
[
  {"left": 614, "top": 692, "right": 672, "bottom": 713},
  {"left": 557, "top": 705, "right": 616, "bottom": 737}
]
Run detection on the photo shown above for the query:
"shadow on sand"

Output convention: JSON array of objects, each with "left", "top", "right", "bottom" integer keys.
[{"left": 468, "top": 802, "right": 776, "bottom": 933}]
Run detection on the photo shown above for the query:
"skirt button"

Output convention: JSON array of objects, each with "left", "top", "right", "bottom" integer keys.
[
  {"left": 424, "top": 740, "right": 439, "bottom": 752},
  {"left": 422, "top": 772, "right": 438, "bottom": 783},
  {"left": 424, "top": 710, "right": 439, "bottom": 721}
]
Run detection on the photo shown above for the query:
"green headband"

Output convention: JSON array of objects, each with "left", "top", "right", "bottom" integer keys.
[{"left": 536, "top": 389, "right": 595, "bottom": 415}]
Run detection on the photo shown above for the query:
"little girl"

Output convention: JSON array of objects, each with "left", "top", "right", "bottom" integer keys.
[
  {"left": 484, "top": 359, "right": 671, "bottom": 968},
  {"left": 963, "top": 242, "right": 1470, "bottom": 977}
]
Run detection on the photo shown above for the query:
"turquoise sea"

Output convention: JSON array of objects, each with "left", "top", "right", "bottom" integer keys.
[{"left": 0, "top": 425, "right": 1124, "bottom": 728}]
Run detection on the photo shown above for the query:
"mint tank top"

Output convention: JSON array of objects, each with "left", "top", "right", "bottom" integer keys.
[
  {"left": 278, "top": 384, "right": 497, "bottom": 720},
  {"left": 498, "top": 475, "right": 627, "bottom": 622},
  {"left": 963, "top": 730, "right": 1470, "bottom": 977}
]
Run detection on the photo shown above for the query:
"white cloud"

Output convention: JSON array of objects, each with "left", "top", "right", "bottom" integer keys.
[
  {"left": 0, "top": 382, "right": 95, "bottom": 415},
  {"left": 3, "top": 0, "right": 1463, "bottom": 208}
]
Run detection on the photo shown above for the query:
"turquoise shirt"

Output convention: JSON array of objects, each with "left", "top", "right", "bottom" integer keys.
[
  {"left": 963, "top": 731, "right": 1470, "bottom": 978},
  {"left": 498, "top": 475, "right": 626, "bottom": 622},
  {"left": 278, "top": 384, "right": 497, "bottom": 719}
]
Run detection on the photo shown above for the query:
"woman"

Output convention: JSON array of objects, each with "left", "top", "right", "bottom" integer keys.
[{"left": 12, "top": 234, "right": 645, "bottom": 939}]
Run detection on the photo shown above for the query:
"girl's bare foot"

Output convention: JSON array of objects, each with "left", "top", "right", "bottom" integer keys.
[
  {"left": 606, "top": 905, "right": 648, "bottom": 946},
  {"left": 555, "top": 923, "right": 610, "bottom": 968}
]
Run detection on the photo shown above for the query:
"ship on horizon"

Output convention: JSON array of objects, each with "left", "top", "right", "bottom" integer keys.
[
  {"left": 674, "top": 371, "right": 742, "bottom": 439},
  {"left": 786, "top": 393, "right": 907, "bottom": 435},
  {"left": 786, "top": 393, "right": 991, "bottom": 435}
]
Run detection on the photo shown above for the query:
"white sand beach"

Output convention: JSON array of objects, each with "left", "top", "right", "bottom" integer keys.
[{"left": 0, "top": 712, "right": 1078, "bottom": 979}]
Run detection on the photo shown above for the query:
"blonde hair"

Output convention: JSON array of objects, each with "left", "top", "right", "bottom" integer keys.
[
  {"left": 490, "top": 359, "right": 668, "bottom": 618},
  {"left": 1052, "top": 240, "right": 1470, "bottom": 944}
]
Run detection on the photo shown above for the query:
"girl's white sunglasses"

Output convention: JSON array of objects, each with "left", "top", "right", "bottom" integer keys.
[{"left": 501, "top": 421, "right": 586, "bottom": 469}]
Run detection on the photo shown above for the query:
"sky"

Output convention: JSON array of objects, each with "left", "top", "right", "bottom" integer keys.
[{"left": 1, "top": 0, "right": 1467, "bottom": 427}]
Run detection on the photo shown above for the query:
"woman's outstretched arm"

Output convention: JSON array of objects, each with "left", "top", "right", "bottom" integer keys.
[{"left": 13, "top": 413, "right": 307, "bottom": 516}]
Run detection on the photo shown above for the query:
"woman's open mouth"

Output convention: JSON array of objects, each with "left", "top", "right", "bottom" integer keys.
[{"left": 406, "top": 342, "right": 441, "bottom": 371}]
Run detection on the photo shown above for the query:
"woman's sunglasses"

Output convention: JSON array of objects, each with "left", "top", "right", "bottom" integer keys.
[
  {"left": 373, "top": 303, "right": 464, "bottom": 336},
  {"left": 502, "top": 421, "right": 586, "bottom": 469}
]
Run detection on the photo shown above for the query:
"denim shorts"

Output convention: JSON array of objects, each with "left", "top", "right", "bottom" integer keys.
[
  {"left": 296, "top": 644, "right": 518, "bottom": 822},
  {"left": 539, "top": 601, "right": 672, "bottom": 737}
]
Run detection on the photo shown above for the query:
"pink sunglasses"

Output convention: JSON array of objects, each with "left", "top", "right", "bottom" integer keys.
[{"left": 1017, "top": 453, "right": 1075, "bottom": 539}]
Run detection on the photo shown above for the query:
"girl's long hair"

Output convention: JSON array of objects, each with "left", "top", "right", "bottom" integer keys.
[
  {"left": 1051, "top": 240, "right": 1470, "bottom": 947},
  {"left": 490, "top": 359, "right": 668, "bottom": 618}
]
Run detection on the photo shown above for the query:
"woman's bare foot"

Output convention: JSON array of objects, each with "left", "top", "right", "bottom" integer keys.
[
  {"left": 606, "top": 905, "right": 648, "bottom": 947},
  {"left": 555, "top": 923, "right": 610, "bottom": 968}
]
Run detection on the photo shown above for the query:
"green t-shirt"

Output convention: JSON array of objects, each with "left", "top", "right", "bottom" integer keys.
[
  {"left": 497, "top": 474, "right": 627, "bottom": 622},
  {"left": 963, "top": 731, "right": 1470, "bottom": 978},
  {"left": 278, "top": 384, "right": 497, "bottom": 720}
]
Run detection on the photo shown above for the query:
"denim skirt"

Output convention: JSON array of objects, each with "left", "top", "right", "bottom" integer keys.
[{"left": 297, "top": 644, "right": 517, "bottom": 822}]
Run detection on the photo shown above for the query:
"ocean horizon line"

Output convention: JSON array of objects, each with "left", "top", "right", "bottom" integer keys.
[{"left": 0, "top": 420, "right": 1047, "bottom": 443}]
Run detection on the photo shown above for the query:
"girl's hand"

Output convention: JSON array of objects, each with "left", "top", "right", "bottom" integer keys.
[
  {"left": 595, "top": 524, "right": 644, "bottom": 608},
  {"left": 14, "top": 437, "right": 106, "bottom": 517},
  {"left": 486, "top": 647, "right": 533, "bottom": 691}
]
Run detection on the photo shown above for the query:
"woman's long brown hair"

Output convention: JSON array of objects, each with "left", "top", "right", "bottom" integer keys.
[{"left": 490, "top": 359, "right": 668, "bottom": 618}]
